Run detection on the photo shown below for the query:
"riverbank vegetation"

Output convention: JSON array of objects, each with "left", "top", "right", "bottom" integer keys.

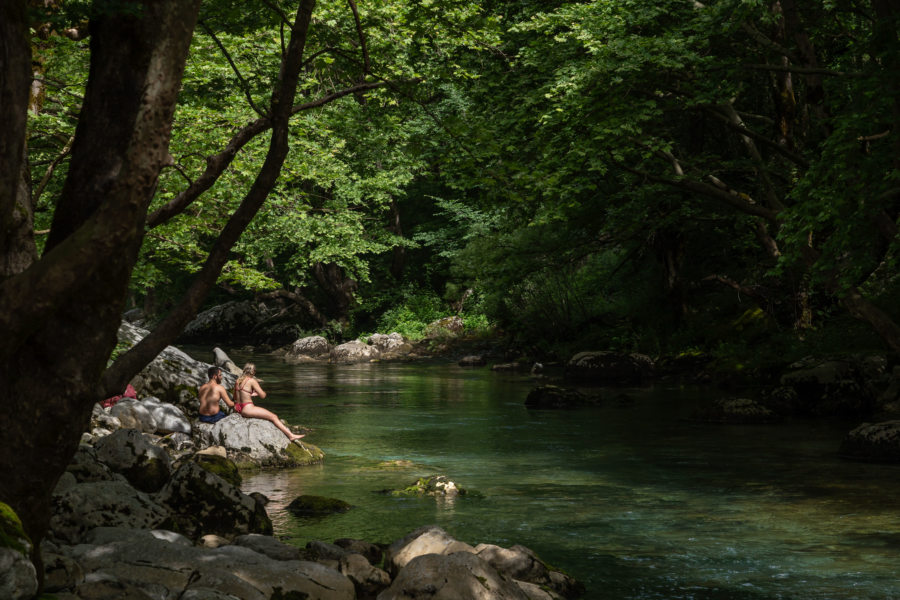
[{"left": 2, "top": 0, "right": 899, "bottom": 560}]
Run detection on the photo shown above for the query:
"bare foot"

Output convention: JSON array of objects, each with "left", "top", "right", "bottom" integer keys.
[{"left": 289, "top": 434, "right": 306, "bottom": 441}]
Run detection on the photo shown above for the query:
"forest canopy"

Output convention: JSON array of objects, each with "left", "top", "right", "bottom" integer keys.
[{"left": 13, "top": 0, "right": 900, "bottom": 362}]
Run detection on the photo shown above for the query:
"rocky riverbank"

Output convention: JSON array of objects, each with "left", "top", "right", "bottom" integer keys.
[{"left": 1, "top": 321, "right": 586, "bottom": 600}]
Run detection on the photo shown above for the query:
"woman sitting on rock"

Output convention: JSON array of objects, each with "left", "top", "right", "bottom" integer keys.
[{"left": 234, "top": 362, "right": 304, "bottom": 442}]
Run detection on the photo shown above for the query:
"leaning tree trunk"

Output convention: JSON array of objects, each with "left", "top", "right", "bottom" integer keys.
[{"left": 0, "top": 0, "right": 201, "bottom": 575}]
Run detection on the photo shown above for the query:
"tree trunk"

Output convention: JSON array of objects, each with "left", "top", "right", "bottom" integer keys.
[
  {"left": 311, "top": 262, "right": 358, "bottom": 320},
  {"left": 0, "top": 0, "right": 201, "bottom": 574},
  {"left": 0, "top": 1, "right": 35, "bottom": 278}
]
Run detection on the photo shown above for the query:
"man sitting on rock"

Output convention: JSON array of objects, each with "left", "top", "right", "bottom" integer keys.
[{"left": 198, "top": 366, "right": 234, "bottom": 424}]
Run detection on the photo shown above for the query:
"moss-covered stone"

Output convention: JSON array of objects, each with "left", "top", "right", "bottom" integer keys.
[
  {"left": 286, "top": 495, "right": 352, "bottom": 517},
  {"left": 193, "top": 454, "right": 242, "bottom": 487},
  {"left": 0, "top": 502, "right": 30, "bottom": 556},
  {"left": 384, "top": 475, "right": 468, "bottom": 497},
  {"left": 283, "top": 440, "right": 325, "bottom": 466}
]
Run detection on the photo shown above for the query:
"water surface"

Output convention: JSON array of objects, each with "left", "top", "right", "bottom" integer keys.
[{"left": 214, "top": 353, "right": 900, "bottom": 599}]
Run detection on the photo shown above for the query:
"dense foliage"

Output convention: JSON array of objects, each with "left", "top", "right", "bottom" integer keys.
[{"left": 27, "top": 0, "right": 900, "bottom": 365}]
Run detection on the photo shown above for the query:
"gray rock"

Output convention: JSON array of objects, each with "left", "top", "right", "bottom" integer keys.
[
  {"left": 68, "top": 529, "right": 355, "bottom": 600},
  {"left": 139, "top": 397, "right": 191, "bottom": 435},
  {"left": 424, "top": 316, "right": 464, "bottom": 338},
  {"left": 109, "top": 399, "right": 157, "bottom": 433},
  {"left": 65, "top": 445, "right": 126, "bottom": 484},
  {"left": 334, "top": 538, "right": 383, "bottom": 566},
  {"left": 369, "top": 333, "right": 405, "bottom": 352},
  {"left": 196, "top": 414, "right": 325, "bottom": 468},
  {"left": 384, "top": 475, "right": 467, "bottom": 498},
  {"left": 377, "top": 552, "right": 529, "bottom": 600},
  {"left": 235, "top": 534, "right": 303, "bottom": 561},
  {"left": 42, "top": 550, "right": 84, "bottom": 593},
  {"left": 566, "top": 351, "right": 654, "bottom": 383},
  {"left": 48, "top": 480, "right": 170, "bottom": 544},
  {"left": 213, "top": 347, "right": 243, "bottom": 376},
  {"left": 307, "top": 540, "right": 348, "bottom": 561},
  {"left": 331, "top": 339, "right": 380, "bottom": 364},
  {"left": 91, "top": 403, "right": 123, "bottom": 431},
  {"left": 459, "top": 355, "right": 487, "bottom": 367},
  {"left": 93, "top": 428, "right": 172, "bottom": 493},
  {"left": 383, "top": 525, "right": 475, "bottom": 576},
  {"left": 289, "top": 335, "right": 332, "bottom": 358},
  {"left": 340, "top": 552, "right": 391, "bottom": 599},
  {"left": 475, "top": 544, "right": 550, "bottom": 585},
  {"left": 156, "top": 462, "right": 272, "bottom": 540}
]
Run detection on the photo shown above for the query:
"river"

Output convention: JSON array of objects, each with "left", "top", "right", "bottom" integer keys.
[{"left": 209, "top": 352, "right": 900, "bottom": 599}]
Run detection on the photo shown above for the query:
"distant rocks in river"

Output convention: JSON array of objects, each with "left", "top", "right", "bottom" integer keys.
[
  {"left": 839, "top": 420, "right": 900, "bottom": 462},
  {"left": 689, "top": 397, "right": 780, "bottom": 424},
  {"left": 566, "top": 351, "right": 655, "bottom": 384},
  {"left": 525, "top": 385, "right": 597, "bottom": 409},
  {"left": 287, "top": 495, "right": 353, "bottom": 517}
]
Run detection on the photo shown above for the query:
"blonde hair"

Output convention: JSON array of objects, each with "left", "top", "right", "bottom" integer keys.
[{"left": 236, "top": 362, "right": 256, "bottom": 392}]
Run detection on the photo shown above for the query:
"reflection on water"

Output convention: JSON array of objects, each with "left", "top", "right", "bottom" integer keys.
[{"left": 225, "top": 356, "right": 900, "bottom": 599}]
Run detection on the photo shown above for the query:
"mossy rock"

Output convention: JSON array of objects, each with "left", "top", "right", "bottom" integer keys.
[
  {"left": 287, "top": 495, "right": 352, "bottom": 517},
  {"left": 284, "top": 440, "right": 325, "bottom": 466},
  {"left": 384, "top": 475, "right": 468, "bottom": 497},
  {"left": 0, "top": 502, "right": 30, "bottom": 556},
  {"left": 193, "top": 454, "right": 242, "bottom": 487}
]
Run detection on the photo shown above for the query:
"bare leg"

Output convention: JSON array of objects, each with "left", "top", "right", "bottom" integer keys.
[{"left": 240, "top": 404, "right": 304, "bottom": 441}]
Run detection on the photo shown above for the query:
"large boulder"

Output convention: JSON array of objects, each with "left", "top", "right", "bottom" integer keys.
[
  {"left": 0, "top": 503, "right": 38, "bottom": 600},
  {"left": 331, "top": 339, "right": 381, "bottom": 364},
  {"left": 196, "top": 414, "right": 325, "bottom": 468},
  {"left": 378, "top": 551, "right": 529, "bottom": 600},
  {"left": 340, "top": 552, "right": 391, "bottom": 599},
  {"left": 156, "top": 462, "right": 272, "bottom": 540},
  {"left": 780, "top": 356, "right": 885, "bottom": 415},
  {"left": 565, "top": 351, "right": 655, "bottom": 384},
  {"left": 181, "top": 301, "right": 262, "bottom": 343},
  {"left": 119, "top": 321, "right": 213, "bottom": 412},
  {"left": 48, "top": 480, "right": 170, "bottom": 544},
  {"left": 424, "top": 316, "right": 464, "bottom": 338},
  {"left": 475, "top": 544, "right": 583, "bottom": 599},
  {"left": 93, "top": 428, "right": 172, "bottom": 492},
  {"left": 369, "top": 333, "right": 408, "bottom": 353},
  {"left": 65, "top": 444, "right": 126, "bottom": 484},
  {"left": 383, "top": 525, "right": 475, "bottom": 576},
  {"left": 289, "top": 335, "right": 332, "bottom": 358},
  {"left": 839, "top": 420, "right": 900, "bottom": 462},
  {"left": 65, "top": 527, "right": 356, "bottom": 600}
]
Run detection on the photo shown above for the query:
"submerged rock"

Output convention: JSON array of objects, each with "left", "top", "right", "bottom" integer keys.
[{"left": 287, "top": 495, "right": 352, "bottom": 517}]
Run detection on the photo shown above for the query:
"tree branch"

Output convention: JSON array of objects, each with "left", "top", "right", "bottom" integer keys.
[
  {"left": 32, "top": 134, "right": 75, "bottom": 205},
  {"left": 743, "top": 63, "right": 863, "bottom": 77},
  {"left": 200, "top": 20, "right": 268, "bottom": 118},
  {"left": 346, "top": 0, "right": 370, "bottom": 76},
  {"left": 147, "top": 79, "right": 402, "bottom": 229}
]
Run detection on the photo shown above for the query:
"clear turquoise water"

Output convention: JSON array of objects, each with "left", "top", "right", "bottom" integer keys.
[{"left": 216, "top": 354, "right": 900, "bottom": 599}]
